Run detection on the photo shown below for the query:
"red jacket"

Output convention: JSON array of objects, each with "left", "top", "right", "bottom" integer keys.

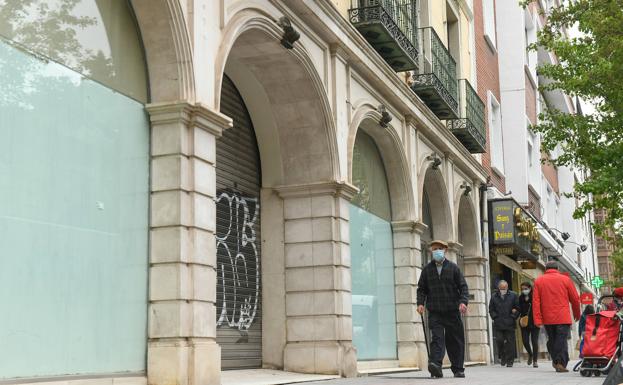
[{"left": 533, "top": 269, "right": 581, "bottom": 326}]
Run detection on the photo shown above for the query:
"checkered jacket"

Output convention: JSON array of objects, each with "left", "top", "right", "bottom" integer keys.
[{"left": 417, "top": 259, "right": 469, "bottom": 313}]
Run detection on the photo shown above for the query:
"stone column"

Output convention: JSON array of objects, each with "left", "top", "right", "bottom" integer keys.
[
  {"left": 146, "top": 102, "right": 231, "bottom": 385},
  {"left": 412, "top": 222, "right": 429, "bottom": 370},
  {"left": 392, "top": 220, "right": 422, "bottom": 368},
  {"left": 276, "top": 182, "right": 358, "bottom": 378},
  {"left": 463, "top": 256, "right": 490, "bottom": 362}
]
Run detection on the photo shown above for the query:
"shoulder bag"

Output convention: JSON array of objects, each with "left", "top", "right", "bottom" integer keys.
[{"left": 519, "top": 303, "right": 531, "bottom": 328}]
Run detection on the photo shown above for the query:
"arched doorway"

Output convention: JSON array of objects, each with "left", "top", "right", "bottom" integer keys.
[
  {"left": 0, "top": 0, "right": 149, "bottom": 378},
  {"left": 216, "top": 75, "right": 263, "bottom": 369},
  {"left": 457, "top": 195, "right": 479, "bottom": 259},
  {"left": 456, "top": 194, "right": 479, "bottom": 361},
  {"left": 421, "top": 168, "right": 452, "bottom": 253},
  {"left": 350, "top": 130, "right": 397, "bottom": 361},
  {"left": 216, "top": 17, "right": 340, "bottom": 372}
]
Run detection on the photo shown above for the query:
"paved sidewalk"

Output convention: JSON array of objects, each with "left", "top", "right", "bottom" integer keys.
[{"left": 302, "top": 362, "right": 604, "bottom": 385}]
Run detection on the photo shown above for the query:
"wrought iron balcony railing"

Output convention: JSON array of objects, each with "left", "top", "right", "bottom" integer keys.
[
  {"left": 411, "top": 27, "right": 458, "bottom": 120},
  {"left": 447, "top": 79, "right": 486, "bottom": 153},
  {"left": 349, "top": 0, "right": 418, "bottom": 72}
]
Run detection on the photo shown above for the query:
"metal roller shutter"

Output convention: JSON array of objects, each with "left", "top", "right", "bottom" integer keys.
[{"left": 216, "top": 75, "right": 262, "bottom": 369}]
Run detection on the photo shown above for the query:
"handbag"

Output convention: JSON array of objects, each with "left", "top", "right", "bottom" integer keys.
[{"left": 519, "top": 303, "right": 531, "bottom": 328}]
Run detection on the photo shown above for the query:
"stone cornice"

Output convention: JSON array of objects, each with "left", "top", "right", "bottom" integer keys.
[
  {"left": 391, "top": 220, "right": 417, "bottom": 233},
  {"left": 464, "top": 256, "right": 488, "bottom": 264},
  {"left": 274, "top": 181, "right": 359, "bottom": 200},
  {"left": 448, "top": 241, "right": 463, "bottom": 253},
  {"left": 146, "top": 101, "right": 232, "bottom": 137},
  {"left": 413, "top": 221, "right": 428, "bottom": 235}
]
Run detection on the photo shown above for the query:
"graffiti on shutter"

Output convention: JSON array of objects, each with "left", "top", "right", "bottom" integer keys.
[{"left": 216, "top": 191, "right": 260, "bottom": 333}]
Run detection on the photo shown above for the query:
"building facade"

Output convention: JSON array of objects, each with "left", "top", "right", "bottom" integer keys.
[
  {"left": 477, "top": 0, "right": 599, "bottom": 362},
  {"left": 595, "top": 208, "right": 616, "bottom": 293},
  {"left": 0, "top": 1, "right": 492, "bottom": 385}
]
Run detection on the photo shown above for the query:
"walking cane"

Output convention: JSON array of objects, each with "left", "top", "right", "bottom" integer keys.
[{"left": 421, "top": 312, "right": 430, "bottom": 359}]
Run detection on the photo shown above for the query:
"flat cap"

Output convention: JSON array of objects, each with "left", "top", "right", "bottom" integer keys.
[{"left": 430, "top": 240, "right": 449, "bottom": 248}]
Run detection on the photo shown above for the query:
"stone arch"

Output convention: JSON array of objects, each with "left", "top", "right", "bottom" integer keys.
[
  {"left": 348, "top": 105, "right": 415, "bottom": 221},
  {"left": 131, "top": 0, "right": 195, "bottom": 102},
  {"left": 215, "top": 9, "right": 339, "bottom": 186},
  {"left": 456, "top": 194, "right": 480, "bottom": 257},
  {"left": 419, "top": 167, "right": 452, "bottom": 242}
]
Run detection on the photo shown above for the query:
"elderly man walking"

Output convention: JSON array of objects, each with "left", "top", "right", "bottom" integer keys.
[
  {"left": 533, "top": 261, "right": 581, "bottom": 372},
  {"left": 417, "top": 240, "right": 469, "bottom": 379},
  {"left": 489, "top": 280, "right": 520, "bottom": 367}
]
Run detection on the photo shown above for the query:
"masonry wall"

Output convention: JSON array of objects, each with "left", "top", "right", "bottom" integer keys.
[{"left": 474, "top": 0, "right": 505, "bottom": 194}]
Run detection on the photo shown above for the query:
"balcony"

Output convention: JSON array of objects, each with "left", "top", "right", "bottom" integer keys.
[
  {"left": 348, "top": 0, "right": 418, "bottom": 72},
  {"left": 411, "top": 27, "right": 458, "bottom": 120},
  {"left": 447, "top": 79, "right": 486, "bottom": 153}
]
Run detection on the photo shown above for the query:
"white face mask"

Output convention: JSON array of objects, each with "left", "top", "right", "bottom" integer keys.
[
  {"left": 500, "top": 290, "right": 508, "bottom": 296},
  {"left": 522, "top": 289, "right": 531, "bottom": 296}
]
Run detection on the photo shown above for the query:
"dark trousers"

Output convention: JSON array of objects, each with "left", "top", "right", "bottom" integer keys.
[
  {"left": 428, "top": 311, "right": 465, "bottom": 373},
  {"left": 495, "top": 329, "right": 516, "bottom": 363},
  {"left": 521, "top": 327, "right": 540, "bottom": 360},
  {"left": 545, "top": 324, "right": 570, "bottom": 367}
]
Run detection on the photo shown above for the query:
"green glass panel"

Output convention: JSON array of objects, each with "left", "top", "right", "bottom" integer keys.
[
  {"left": 350, "top": 205, "right": 397, "bottom": 360},
  {"left": 351, "top": 132, "right": 391, "bottom": 221},
  {"left": 0, "top": 37, "right": 148, "bottom": 378}
]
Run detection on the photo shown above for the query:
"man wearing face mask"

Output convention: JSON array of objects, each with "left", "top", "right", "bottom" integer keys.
[
  {"left": 488, "top": 280, "right": 520, "bottom": 367},
  {"left": 417, "top": 240, "right": 469, "bottom": 379}
]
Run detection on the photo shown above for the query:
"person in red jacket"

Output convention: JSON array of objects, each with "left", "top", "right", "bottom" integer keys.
[
  {"left": 533, "top": 261, "right": 581, "bottom": 373},
  {"left": 606, "top": 287, "right": 623, "bottom": 311}
]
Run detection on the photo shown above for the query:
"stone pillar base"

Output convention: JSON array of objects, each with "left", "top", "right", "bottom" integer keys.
[
  {"left": 284, "top": 341, "right": 357, "bottom": 377},
  {"left": 397, "top": 341, "right": 420, "bottom": 367},
  {"left": 414, "top": 341, "right": 429, "bottom": 370},
  {"left": 148, "top": 340, "right": 221, "bottom": 385},
  {"left": 468, "top": 343, "right": 490, "bottom": 363}
]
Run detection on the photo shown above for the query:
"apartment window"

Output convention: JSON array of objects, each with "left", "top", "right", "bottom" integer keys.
[
  {"left": 483, "top": 0, "right": 496, "bottom": 50},
  {"left": 446, "top": 2, "right": 460, "bottom": 64},
  {"left": 546, "top": 186, "right": 555, "bottom": 224},
  {"left": 488, "top": 91, "right": 504, "bottom": 174},
  {"left": 524, "top": 10, "right": 537, "bottom": 78}
]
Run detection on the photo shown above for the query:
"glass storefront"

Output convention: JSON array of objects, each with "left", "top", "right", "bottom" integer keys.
[
  {"left": 0, "top": 0, "right": 149, "bottom": 378},
  {"left": 350, "top": 131, "right": 397, "bottom": 360}
]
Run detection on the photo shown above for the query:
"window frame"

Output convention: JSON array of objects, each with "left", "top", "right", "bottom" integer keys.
[{"left": 487, "top": 91, "right": 505, "bottom": 176}]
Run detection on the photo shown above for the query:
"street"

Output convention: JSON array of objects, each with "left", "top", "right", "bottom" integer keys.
[{"left": 303, "top": 363, "right": 604, "bottom": 385}]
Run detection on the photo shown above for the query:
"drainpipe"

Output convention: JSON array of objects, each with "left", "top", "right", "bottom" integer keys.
[{"left": 479, "top": 183, "right": 494, "bottom": 364}]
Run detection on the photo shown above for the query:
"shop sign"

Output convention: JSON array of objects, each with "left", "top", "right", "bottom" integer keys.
[
  {"left": 580, "top": 292, "right": 594, "bottom": 305},
  {"left": 491, "top": 200, "right": 514, "bottom": 243},
  {"left": 489, "top": 198, "right": 540, "bottom": 261}
]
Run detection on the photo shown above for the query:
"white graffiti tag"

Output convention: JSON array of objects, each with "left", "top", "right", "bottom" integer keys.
[{"left": 215, "top": 191, "right": 260, "bottom": 331}]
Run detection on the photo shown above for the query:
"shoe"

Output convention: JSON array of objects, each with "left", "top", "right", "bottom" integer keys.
[
  {"left": 533, "top": 362, "right": 538, "bottom": 368},
  {"left": 500, "top": 360, "right": 507, "bottom": 366},
  {"left": 428, "top": 362, "right": 443, "bottom": 378},
  {"left": 527, "top": 355, "right": 533, "bottom": 366},
  {"left": 507, "top": 363, "right": 513, "bottom": 367},
  {"left": 555, "top": 363, "right": 569, "bottom": 373},
  {"left": 454, "top": 371, "right": 465, "bottom": 378}
]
